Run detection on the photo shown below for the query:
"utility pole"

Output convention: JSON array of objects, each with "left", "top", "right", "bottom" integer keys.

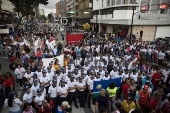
[
  {"left": 98, "top": 0, "right": 101, "bottom": 33},
  {"left": 130, "top": 7, "right": 135, "bottom": 44},
  {"left": 96, "top": 15, "right": 98, "bottom": 33}
]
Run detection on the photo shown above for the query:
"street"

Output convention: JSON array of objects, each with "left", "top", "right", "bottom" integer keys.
[{"left": 0, "top": 32, "right": 95, "bottom": 113}]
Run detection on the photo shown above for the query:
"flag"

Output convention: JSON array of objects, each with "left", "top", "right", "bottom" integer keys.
[{"left": 92, "top": 78, "right": 121, "bottom": 98}]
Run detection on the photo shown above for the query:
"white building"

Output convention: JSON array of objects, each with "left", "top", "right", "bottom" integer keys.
[
  {"left": 1, "top": 0, "right": 15, "bottom": 12},
  {"left": 90, "top": 0, "right": 170, "bottom": 41}
]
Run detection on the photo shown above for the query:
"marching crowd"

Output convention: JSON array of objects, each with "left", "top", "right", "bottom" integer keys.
[{"left": 0, "top": 30, "right": 170, "bottom": 113}]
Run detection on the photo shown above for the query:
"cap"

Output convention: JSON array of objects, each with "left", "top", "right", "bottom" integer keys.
[
  {"left": 37, "top": 89, "right": 43, "bottom": 93},
  {"left": 24, "top": 85, "right": 30, "bottom": 91},
  {"left": 33, "top": 79, "right": 39, "bottom": 82},
  {"left": 143, "top": 85, "right": 149, "bottom": 90},
  {"left": 68, "top": 70, "right": 72, "bottom": 73},
  {"left": 79, "top": 77, "right": 83, "bottom": 80},
  {"left": 42, "top": 99, "right": 48, "bottom": 105},
  {"left": 49, "top": 62, "right": 53, "bottom": 65},
  {"left": 40, "top": 84, "right": 45, "bottom": 88},
  {"left": 42, "top": 70, "right": 47, "bottom": 73},
  {"left": 75, "top": 68, "right": 78, "bottom": 70},
  {"left": 8, "top": 91, "right": 18, "bottom": 98},
  {"left": 126, "top": 96, "right": 133, "bottom": 101},
  {"left": 61, "top": 101, "right": 70, "bottom": 108},
  {"left": 47, "top": 66, "right": 51, "bottom": 69},
  {"left": 97, "top": 72, "right": 101, "bottom": 75},
  {"left": 33, "top": 73, "right": 37, "bottom": 77},
  {"left": 70, "top": 75, "right": 74, "bottom": 79},
  {"left": 38, "top": 66, "right": 41, "bottom": 69},
  {"left": 60, "top": 80, "right": 65, "bottom": 83},
  {"left": 105, "top": 71, "right": 109, "bottom": 74},
  {"left": 52, "top": 80, "right": 57, "bottom": 84},
  {"left": 27, "top": 67, "right": 31, "bottom": 70},
  {"left": 53, "top": 75, "right": 57, "bottom": 78}
]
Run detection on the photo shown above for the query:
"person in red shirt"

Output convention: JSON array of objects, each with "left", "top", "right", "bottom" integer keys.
[
  {"left": 3, "top": 74, "right": 13, "bottom": 97},
  {"left": 152, "top": 68, "right": 161, "bottom": 91},
  {"left": 0, "top": 72, "right": 4, "bottom": 85},
  {"left": 148, "top": 91, "right": 162, "bottom": 113},
  {"left": 122, "top": 78, "right": 131, "bottom": 99},
  {"left": 6, "top": 72, "right": 15, "bottom": 91}
]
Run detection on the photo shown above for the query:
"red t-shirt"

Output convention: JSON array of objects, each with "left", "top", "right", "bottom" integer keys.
[
  {"left": 10, "top": 56, "right": 16, "bottom": 62},
  {"left": 0, "top": 76, "right": 4, "bottom": 85},
  {"left": 148, "top": 97, "right": 158, "bottom": 110},
  {"left": 10, "top": 77, "right": 15, "bottom": 84},
  {"left": 152, "top": 73, "right": 161, "bottom": 87},
  {"left": 122, "top": 84, "right": 130, "bottom": 97},
  {"left": 4, "top": 79, "right": 13, "bottom": 87}
]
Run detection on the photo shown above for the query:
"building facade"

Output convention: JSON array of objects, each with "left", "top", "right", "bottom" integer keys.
[
  {"left": 56, "top": 0, "right": 67, "bottom": 19},
  {"left": 90, "top": 0, "right": 170, "bottom": 41}
]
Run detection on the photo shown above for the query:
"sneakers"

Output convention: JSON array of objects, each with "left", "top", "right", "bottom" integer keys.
[{"left": 20, "top": 87, "right": 22, "bottom": 89}]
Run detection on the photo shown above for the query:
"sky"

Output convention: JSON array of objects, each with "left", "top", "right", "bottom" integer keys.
[{"left": 39, "top": 0, "right": 60, "bottom": 16}]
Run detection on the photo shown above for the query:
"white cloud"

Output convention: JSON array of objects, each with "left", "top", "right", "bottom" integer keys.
[{"left": 39, "top": 0, "right": 60, "bottom": 16}]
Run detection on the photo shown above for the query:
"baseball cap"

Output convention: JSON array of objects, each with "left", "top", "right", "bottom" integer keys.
[
  {"left": 143, "top": 85, "right": 149, "bottom": 90},
  {"left": 24, "top": 85, "right": 30, "bottom": 91},
  {"left": 61, "top": 101, "right": 70, "bottom": 108},
  {"left": 42, "top": 70, "right": 47, "bottom": 73},
  {"left": 33, "top": 79, "right": 39, "bottom": 82},
  {"left": 37, "top": 89, "right": 43, "bottom": 93},
  {"left": 33, "top": 73, "right": 37, "bottom": 77},
  {"left": 8, "top": 91, "right": 18, "bottom": 98},
  {"left": 52, "top": 80, "right": 57, "bottom": 84},
  {"left": 60, "top": 80, "right": 65, "bottom": 83}
]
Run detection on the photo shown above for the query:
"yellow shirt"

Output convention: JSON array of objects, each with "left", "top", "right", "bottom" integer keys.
[
  {"left": 53, "top": 64, "right": 60, "bottom": 70},
  {"left": 64, "top": 59, "right": 68, "bottom": 67},
  {"left": 121, "top": 100, "right": 136, "bottom": 113},
  {"left": 106, "top": 87, "right": 117, "bottom": 97}
]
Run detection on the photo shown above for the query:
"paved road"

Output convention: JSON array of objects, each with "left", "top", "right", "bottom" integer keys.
[{"left": 0, "top": 32, "right": 95, "bottom": 113}]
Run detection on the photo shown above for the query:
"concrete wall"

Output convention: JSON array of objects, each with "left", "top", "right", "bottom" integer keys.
[
  {"left": 155, "top": 26, "right": 170, "bottom": 39},
  {"left": 1, "top": 0, "right": 15, "bottom": 12},
  {"left": 106, "top": 25, "right": 113, "bottom": 33},
  {"left": 113, "top": 10, "right": 133, "bottom": 19},
  {"left": 129, "top": 26, "right": 156, "bottom": 41}
]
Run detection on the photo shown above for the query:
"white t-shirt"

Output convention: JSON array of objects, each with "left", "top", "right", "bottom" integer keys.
[
  {"left": 57, "top": 85, "right": 69, "bottom": 97},
  {"left": 158, "top": 52, "right": 165, "bottom": 59},
  {"left": 40, "top": 76, "right": 51, "bottom": 87},
  {"left": 87, "top": 78, "right": 94, "bottom": 90},
  {"left": 48, "top": 85, "right": 58, "bottom": 98},
  {"left": 23, "top": 92, "right": 33, "bottom": 103},
  {"left": 34, "top": 94, "right": 45, "bottom": 105},
  {"left": 31, "top": 84, "right": 39, "bottom": 96},
  {"left": 77, "top": 82, "right": 86, "bottom": 91},
  {"left": 67, "top": 80, "right": 77, "bottom": 92},
  {"left": 4, "top": 98, "right": 22, "bottom": 112}
]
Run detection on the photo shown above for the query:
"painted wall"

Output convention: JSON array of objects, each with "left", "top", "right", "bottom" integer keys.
[
  {"left": 129, "top": 26, "right": 156, "bottom": 41},
  {"left": 113, "top": 10, "right": 133, "bottom": 19},
  {"left": 155, "top": 26, "right": 170, "bottom": 39},
  {"left": 106, "top": 25, "right": 113, "bottom": 33}
]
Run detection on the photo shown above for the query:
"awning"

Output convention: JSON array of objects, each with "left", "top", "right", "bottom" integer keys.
[
  {"left": 114, "top": 29, "right": 122, "bottom": 33},
  {"left": 0, "top": 29, "right": 9, "bottom": 34}
]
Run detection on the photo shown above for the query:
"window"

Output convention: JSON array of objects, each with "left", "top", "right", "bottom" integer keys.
[
  {"left": 107, "top": 8, "right": 113, "bottom": 14},
  {"left": 124, "top": 0, "right": 128, "bottom": 4},
  {"left": 160, "top": 9, "right": 165, "bottom": 14},
  {"left": 111, "top": 0, "right": 115, "bottom": 6},
  {"left": 107, "top": 0, "right": 110, "bottom": 7},
  {"left": 131, "top": 0, "right": 136, "bottom": 4}
]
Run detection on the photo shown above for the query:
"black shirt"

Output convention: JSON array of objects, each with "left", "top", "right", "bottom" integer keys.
[{"left": 96, "top": 95, "right": 109, "bottom": 108}]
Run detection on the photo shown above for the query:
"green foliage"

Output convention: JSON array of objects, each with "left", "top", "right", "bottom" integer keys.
[
  {"left": 9, "top": 0, "right": 48, "bottom": 18},
  {"left": 40, "top": 15, "right": 47, "bottom": 20}
]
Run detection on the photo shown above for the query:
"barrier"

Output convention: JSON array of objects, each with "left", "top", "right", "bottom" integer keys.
[{"left": 66, "top": 33, "right": 83, "bottom": 44}]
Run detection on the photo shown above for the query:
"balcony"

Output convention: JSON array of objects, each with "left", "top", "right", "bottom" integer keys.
[{"left": 140, "top": 13, "right": 170, "bottom": 20}]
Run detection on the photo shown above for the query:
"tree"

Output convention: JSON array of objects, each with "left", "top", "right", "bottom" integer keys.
[
  {"left": 47, "top": 13, "right": 53, "bottom": 22},
  {"left": 39, "top": 15, "right": 47, "bottom": 21},
  {"left": 9, "top": 0, "right": 48, "bottom": 34}
]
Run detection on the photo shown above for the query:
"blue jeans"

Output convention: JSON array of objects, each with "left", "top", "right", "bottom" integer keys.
[
  {"left": 9, "top": 108, "right": 21, "bottom": 113},
  {"left": 2, "top": 51, "right": 6, "bottom": 57},
  {"left": 110, "top": 97, "right": 115, "bottom": 112}
]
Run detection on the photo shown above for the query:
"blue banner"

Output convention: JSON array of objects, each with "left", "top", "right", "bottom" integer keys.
[{"left": 93, "top": 78, "right": 121, "bottom": 93}]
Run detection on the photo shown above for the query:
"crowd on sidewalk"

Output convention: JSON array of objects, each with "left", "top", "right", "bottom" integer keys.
[{"left": 0, "top": 28, "right": 170, "bottom": 113}]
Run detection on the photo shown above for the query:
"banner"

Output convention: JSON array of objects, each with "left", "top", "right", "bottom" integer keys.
[
  {"left": 42, "top": 54, "right": 64, "bottom": 69},
  {"left": 92, "top": 78, "right": 121, "bottom": 98},
  {"left": 66, "top": 33, "right": 83, "bottom": 44}
]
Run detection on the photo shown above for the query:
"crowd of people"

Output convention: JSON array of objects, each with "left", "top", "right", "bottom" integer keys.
[{"left": 0, "top": 27, "right": 170, "bottom": 113}]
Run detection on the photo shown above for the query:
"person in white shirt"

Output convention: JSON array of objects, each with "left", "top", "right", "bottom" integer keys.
[
  {"left": 46, "top": 66, "right": 54, "bottom": 81},
  {"left": 102, "top": 71, "right": 111, "bottom": 80},
  {"left": 57, "top": 80, "right": 69, "bottom": 105},
  {"left": 4, "top": 91, "right": 22, "bottom": 113},
  {"left": 77, "top": 77, "right": 86, "bottom": 108},
  {"left": 130, "top": 69, "right": 138, "bottom": 83},
  {"left": 24, "top": 67, "right": 34, "bottom": 84},
  {"left": 110, "top": 67, "right": 119, "bottom": 79},
  {"left": 23, "top": 86, "right": 33, "bottom": 105},
  {"left": 34, "top": 89, "right": 45, "bottom": 111},
  {"left": 31, "top": 79, "right": 40, "bottom": 97},
  {"left": 48, "top": 80, "right": 58, "bottom": 113},
  {"left": 87, "top": 73, "right": 95, "bottom": 108},
  {"left": 67, "top": 76, "right": 79, "bottom": 108},
  {"left": 35, "top": 67, "right": 42, "bottom": 79},
  {"left": 40, "top": 70, "right": 51, "bottom": 95},
  {"left": 52, "top": 45, "right": 58, "bottom": 57}
]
